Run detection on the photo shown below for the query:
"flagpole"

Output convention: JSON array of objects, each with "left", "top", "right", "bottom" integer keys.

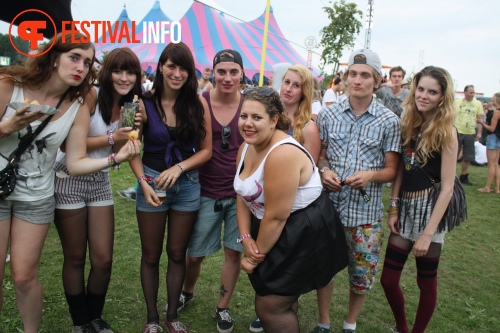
[{"left": 258, "top": 0, "right": 271, "bottom": 87}]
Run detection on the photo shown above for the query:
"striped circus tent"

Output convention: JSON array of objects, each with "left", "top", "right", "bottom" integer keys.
[{"left": 95, "top": 1, "right": 320, "bottom": 79}]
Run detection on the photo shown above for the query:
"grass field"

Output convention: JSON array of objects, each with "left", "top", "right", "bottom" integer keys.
[{"left": 1, "top": 164, "right": 499, "bottom": 333}]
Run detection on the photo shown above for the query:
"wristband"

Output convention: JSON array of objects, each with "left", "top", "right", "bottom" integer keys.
[
  {"left": 237, "top": 233, "right": 252, "bottom": 243},
  {"left": 389, "top": 197, "right": 400, "bottom": 207},
  {"left": 319, "top": 167, "right": 330, "bottom": 174},
  {"left": 107, "top": 153, "right": 120, "bottom": 169},
  {"left": 107, "top": 130, "right": 115, "bottom": 146},
  {"left": 138, "top": 175, "right": 152, "bottom": 183},
  {"left": 176, "top": 163, "right": 185, "bottom": 174}
]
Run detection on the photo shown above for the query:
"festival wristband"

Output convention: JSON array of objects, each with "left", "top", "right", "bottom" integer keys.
[{"left": 237, "top": 233, "right": 252, "bottom": 243}]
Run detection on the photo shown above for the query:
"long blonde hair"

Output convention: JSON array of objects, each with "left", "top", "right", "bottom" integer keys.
[
  {"left": 401, "top": 66, "right": 457, "bottom": 165},
  {"left": 283, "top": 64, "right": 313, "bottom": 143}
]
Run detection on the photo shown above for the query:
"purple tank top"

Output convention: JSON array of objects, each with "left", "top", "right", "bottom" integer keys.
[
  {"left": 199, "top": 90, "right": 244, "bottom": 198},
  {"left": 142, "top": 97, "right": 197, "bottom": 169}
]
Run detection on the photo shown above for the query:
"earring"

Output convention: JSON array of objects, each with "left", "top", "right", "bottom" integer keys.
[{"left": 54, "top": 63, "right": 57, "bottom": 68}]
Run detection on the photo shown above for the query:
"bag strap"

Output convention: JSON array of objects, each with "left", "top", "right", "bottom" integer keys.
[{"left": 9, "top": 90, "right": 68, "bottom": 164}]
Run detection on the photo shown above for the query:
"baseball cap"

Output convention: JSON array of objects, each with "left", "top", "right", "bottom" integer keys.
[
  {"left": 213, "top": 49, "right": 244, "bottom": 70},
  {"left": 348, "top": 49, "right": 382, "bottom": 75}
]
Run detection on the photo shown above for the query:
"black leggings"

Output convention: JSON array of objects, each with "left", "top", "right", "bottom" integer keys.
[
  {"left": 55, "top": 205, "right": 114, "bottom": 325},
  {"left": 137, "top": 209, "right": 197, "bottom": 323}
]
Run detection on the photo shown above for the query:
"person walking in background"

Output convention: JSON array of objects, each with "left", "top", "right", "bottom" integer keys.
[
  {"left": 315, "top": 49, "right": 401, "bottom": 333},
  {"left": 380, "top": 66, "right": 463, "bottom": 333},
  {"left": 197, "top": 68, "right": 214, "bottom": 94},
  {"left": 0, "top": 32, "right": 140, "bottom": 333},
  {"left": 477, "top": 92, "right": 500, "bottom": 193},
  {"left": 179, "top": 49, "right": 245, "bottom": 333},
  {"left": 455, "top": 84, "right": 483, "bottom": 185},
  {"left": 322, "top": 76, "right": 340, "bottom": 108},
  {"left": 128, "top": 42, "right": 212, "bottom": 333},
  {"left": 376, "top": 66, "right": 409, "bottom": 118},
  {"left": 53, "top": 47, "right": 143, "bottom": 333},
  {"left": 235, "top": 87, "right": 346, "bottom": 333}
]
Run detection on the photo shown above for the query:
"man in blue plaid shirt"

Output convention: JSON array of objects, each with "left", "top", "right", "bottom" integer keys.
[{"left": 312, "top": 49, "right": 401, "bottom": 333}]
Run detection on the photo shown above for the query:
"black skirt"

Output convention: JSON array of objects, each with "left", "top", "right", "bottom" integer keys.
[{"left": 249, "top": 191, "right": 348, "bottom": 296}]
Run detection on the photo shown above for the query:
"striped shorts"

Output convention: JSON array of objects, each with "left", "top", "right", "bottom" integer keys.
[{"left": 54, "top": 163, "right": 113, "bottom": 209}]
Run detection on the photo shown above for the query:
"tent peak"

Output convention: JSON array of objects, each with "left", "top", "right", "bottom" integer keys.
[{"left": 153, "top": 1, "right": 161, "bottom": 10}]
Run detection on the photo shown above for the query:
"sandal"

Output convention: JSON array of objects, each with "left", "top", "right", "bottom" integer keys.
[{"left": 477, "top": 187, "right": 490, "bottom": 193}]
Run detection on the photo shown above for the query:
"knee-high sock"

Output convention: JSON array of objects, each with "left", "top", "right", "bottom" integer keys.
[
  {"left": 87, "top": 290, "right": 106, "bottom": 320},
  {"left": 380, "top": 243, "right": 410, "bottom": 333},
  {"left": 413, "top": 256, "right": 440, "bottom": 333},
  {"left": 66, "top": 292, "right": 91, "bottom": 326}
]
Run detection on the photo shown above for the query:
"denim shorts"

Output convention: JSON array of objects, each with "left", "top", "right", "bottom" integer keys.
[
  {"left": 486, "top": 133, "right": 500, "bottom": 150},
  {"left": 343, "top": 221, "right": 384, "bottom": 294},
  {"left": 0, "top": 196, "right": 55, "bottom": 224},
  {"left": 187, "top": 196, "right": 242, "bottom": 257},
  {"left": 136, "top": 165, "right": 200, "bottom": 212},
  {"left": 399, "top": 195, "right": 446, "bottom": 244}
]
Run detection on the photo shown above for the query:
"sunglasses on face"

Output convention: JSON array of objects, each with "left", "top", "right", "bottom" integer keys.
[
  {"left": 221, "top": 126, "right": 231, "bottom": 152},
  {"left": 242, "top": 87, "right": 275, "bottom": 96}
]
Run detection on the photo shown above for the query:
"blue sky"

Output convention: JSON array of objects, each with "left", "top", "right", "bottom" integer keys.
[{"left": 2, "top": 0, "right": 499, "bottom": 96}]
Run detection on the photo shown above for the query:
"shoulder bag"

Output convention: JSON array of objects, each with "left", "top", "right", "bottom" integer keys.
[{"left": 0, "top": 91, "right": 67, "bottom": 200}]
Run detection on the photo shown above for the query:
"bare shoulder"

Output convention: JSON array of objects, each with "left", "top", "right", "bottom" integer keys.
[
  {"left": 267, "top": 143, "right": 307, "bottom": 167},
  {"left": 0, "top": 75, "right": 16, "bottom": 118}
]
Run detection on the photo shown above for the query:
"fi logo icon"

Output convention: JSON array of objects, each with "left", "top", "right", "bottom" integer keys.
[{"left": 9, "top": 9, "right": 56, "bottom": 57}]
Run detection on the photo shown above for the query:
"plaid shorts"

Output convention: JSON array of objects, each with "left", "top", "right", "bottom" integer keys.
[{"left": 343, "top": 221, "right": 384, "bottom": 294}]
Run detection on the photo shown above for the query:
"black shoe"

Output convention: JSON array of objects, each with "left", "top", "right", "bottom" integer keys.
[
  {"left": 215, "top": 308, "right": 234, "bottom": 333},
  {"left": 459, "top": 173, "right": 473, "bottom": 186}
]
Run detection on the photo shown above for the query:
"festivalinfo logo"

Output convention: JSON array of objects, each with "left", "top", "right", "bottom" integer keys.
[{"left": 9, "top": 9, "right": 182, "bottom": 57}]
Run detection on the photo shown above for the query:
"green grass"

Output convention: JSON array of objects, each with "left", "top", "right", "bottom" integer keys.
[{"left": 1, "top": 164, "right": 499, "bottom": 332}]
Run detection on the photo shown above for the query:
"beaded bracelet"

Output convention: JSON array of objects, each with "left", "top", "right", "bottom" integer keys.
[
  {"left": 176, "top": 163, "right": 185, "bottom": 174},
  {"left": 107, "top": 153, "right": 120, "bottom": 169}
]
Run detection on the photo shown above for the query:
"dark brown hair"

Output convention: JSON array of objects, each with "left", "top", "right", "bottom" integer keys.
[{"left": 97, "top": 47, "right": 142, "bottom": 125}]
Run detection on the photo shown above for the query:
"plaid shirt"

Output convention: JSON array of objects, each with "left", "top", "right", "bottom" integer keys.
[{"left": 317, "top": 97, "right": 401, "bottom": 227}]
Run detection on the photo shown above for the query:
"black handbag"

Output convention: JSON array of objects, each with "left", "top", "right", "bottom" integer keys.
[
  {"left": 0, "top": 91, "right": 67, "bottom": 200},
  {"left": 420, "top": 167, "right": 467, "bottom": 232}
]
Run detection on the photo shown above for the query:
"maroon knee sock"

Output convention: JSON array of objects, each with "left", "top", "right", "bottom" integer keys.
[
  {"left": 413, "top": 256, "right": 440, "bottom": 333},
  {"left": 381, "top": 243, "right": 410, "bottom": 333}
]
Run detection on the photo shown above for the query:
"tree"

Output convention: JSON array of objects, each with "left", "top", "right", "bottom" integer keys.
[
  {"left": 0, "top": 33, "right": 28, "bottom": 65},
  {"left": 318, "top": 0, "right": 362, "bottom": 74}
]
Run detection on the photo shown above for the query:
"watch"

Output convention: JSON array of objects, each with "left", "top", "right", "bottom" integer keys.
[{"left": 319, "top": 167, "right": 330, "bottom": 174}]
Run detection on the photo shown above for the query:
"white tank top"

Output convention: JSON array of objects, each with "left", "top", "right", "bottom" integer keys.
[
  {"left": 233, "top": 137, "right": 323, "bottom": 219},
  {"left": 56, "top": 88, "right": 118, "bottom": 171},
  {"left": 0, "top": 85, "right": 80, "bottom": 201}
]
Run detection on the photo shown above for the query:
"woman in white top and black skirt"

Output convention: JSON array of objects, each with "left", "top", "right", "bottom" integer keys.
[{"left": 234, "top": 87, "right": 347, "bottom": 333}]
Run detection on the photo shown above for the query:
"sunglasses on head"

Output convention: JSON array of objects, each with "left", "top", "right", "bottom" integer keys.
[
  {"left": 242, "top": 87, "right": 275, "bottom": 96},
  {"left": 221, "top": 126, "right": 231, "bottom": 152}
]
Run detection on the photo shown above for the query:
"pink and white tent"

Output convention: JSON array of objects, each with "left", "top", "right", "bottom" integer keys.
[{"left": 95, "top": 1, "right": 320, "bottom": 79}]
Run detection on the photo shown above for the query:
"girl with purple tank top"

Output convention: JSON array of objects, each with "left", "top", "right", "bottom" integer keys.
[{"left": 127, "top": 42, "right": 212, "bottom": 333}]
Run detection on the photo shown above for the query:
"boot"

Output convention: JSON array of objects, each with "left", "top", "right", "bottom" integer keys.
[{"left": 459, "top": 173, "right": 473, "bottom": 186}]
